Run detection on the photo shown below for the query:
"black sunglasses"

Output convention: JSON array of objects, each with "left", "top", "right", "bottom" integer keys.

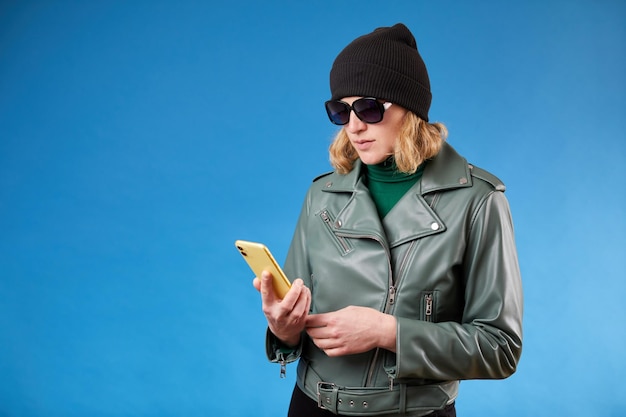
[{"left": 324, "top": 97, "right": 392, "bottom": 125}]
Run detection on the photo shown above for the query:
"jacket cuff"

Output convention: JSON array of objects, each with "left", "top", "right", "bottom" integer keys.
[{"left": 265, "top": 328, "right": 302, "bottom": 364}]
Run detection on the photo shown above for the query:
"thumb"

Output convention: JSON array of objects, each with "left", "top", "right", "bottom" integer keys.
[{"left": 260, "top": 270, "right": 277, "bottom": 302}]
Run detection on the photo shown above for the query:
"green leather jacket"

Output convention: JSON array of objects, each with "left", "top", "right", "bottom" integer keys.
[{"left": 267, "top": 143, "right": 523, "bottom": 415}]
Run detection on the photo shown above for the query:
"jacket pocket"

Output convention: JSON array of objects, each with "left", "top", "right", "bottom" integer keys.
[
  {"left": 420, "top": 291, "right": 437, "bottom": 322},
  {"left": 318, "top": 209, "right": 353, "bottom": 256}
]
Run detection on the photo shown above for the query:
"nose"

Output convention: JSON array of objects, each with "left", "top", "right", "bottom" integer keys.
[{"left": 344, "top": 110, "right": 367, "bottom": 134}]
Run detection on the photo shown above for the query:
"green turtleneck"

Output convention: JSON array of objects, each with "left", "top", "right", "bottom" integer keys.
[{"left": 365, "top": 158, "right": 424, "bottom": 218}]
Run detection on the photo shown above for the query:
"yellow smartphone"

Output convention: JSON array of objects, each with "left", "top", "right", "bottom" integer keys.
[{"left": 235, "top": 240, "right": 292, "bottom": 299}]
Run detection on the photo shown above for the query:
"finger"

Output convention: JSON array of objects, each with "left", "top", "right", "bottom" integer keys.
[
  {"left": 305, "top": 326, "right": 323, "bottom": 340},
  {"left": 279, "top": 278, "right": 304, "bottom": 311},
  {"left": 300, "top": 285, "right": 312, "bottom": 315},
  {"left": 305, "top": 313, "right": 327, "bottom": 329},
  {"left": 293, "top": 284, "right": 311, "bottom": 317},
  {"left": 306, "top": 330, "right": 330, "bottom": 343},
  {"left": 306, "top": 314, "right": 324, "bottom": 327},
  {"left": 252, "top": 277, "right": 261, "bottom": 292},
  {"left": 259, "top": 271, "right": 277, "bottom": 304},
  {"left": 322, "top": 347, "right": 344, "bottom": 358},
  {"left": 288, "top": 286, "right": 311, "bottom": 321}
]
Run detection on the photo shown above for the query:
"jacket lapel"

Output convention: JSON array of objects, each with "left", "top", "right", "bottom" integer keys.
[
  {"left": 383, "top": 143, "right": 473, "bottom": 247},
  {"left": 382, "top": 190, "right": 446, "bottom": 247},
  {"left": 319, "top": 143, "right": 473, "bottom": 248},
  {"left": 320, "top": 161, "right": 387, "bottom": 242}
]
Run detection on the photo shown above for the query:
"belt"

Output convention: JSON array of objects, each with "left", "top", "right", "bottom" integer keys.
[{"left": 300, "top": 362, "right": 458, "bottom": 416}]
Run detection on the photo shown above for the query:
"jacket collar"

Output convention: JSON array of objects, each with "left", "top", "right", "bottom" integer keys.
[
  {"left": 324, "top": 142, "right": 472, "bottom": 195},
  {"left": 420, "top": 142, "right": 472, "bottom": 194}
]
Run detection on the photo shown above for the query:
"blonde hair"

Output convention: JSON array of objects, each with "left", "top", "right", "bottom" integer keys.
[{"left": 329, "top": 112, "right": 448, "bottom": 175}]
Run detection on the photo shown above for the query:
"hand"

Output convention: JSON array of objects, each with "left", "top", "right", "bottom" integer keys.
[
  {"left": 305, "top": 306, "right": 397, "bottom": 357},
  {"left": 253, "top": 271, "right": 311, "bottom": 347}
]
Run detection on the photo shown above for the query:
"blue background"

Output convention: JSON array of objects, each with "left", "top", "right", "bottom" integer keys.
[{"left": 1, "top": 1, "right": 625, "bottom": 416}]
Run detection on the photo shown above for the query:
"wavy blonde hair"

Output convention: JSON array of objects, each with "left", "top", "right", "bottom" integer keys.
[{"left": 329, "top": 111, "right": 448, "bottom": 175}]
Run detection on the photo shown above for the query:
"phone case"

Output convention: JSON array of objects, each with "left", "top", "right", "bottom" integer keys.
[{"left": 235, "top": 240, "right": 292, "bottom": 298}]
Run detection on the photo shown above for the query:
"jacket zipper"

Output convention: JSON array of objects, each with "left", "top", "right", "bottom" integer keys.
[
  {"left": 358, "top": 234, "right": 393, "bottom": 388},
  {"left": 364, "top": 240, "right": 416, "bottom": 389},
  {"left": 320, "top": 210, "right": 351, "bottom": 253},
  {"left": 424, "top": 293, "right": 433, "bottom": 322}
]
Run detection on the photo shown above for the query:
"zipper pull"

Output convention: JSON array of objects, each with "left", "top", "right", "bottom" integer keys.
[
  {"left": 278, "top": 352, "right": 287, "bottom": 378},
  {"left": 389, "top": 375, "right": 394, "bottom": 391},
  {"left": 320, "top": 210, "right": 331, "bottom": 224},
  {"left": 388, "top": 286, "right": 396, "bottom": 305},
  {"left": 425, "top": 294, "right": 433, "bottom": 322}
]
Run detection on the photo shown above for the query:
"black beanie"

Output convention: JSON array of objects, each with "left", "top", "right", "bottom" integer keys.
[{"left": 330, "top": 23, "right": 431, "bottom": 122}]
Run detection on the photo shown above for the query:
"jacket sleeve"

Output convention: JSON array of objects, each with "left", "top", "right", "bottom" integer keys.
[
  {"left": 265, "top": 193, "right": 312, "bottom": 365},
  {"left": 394, "top": 190, "right": 523, "bottom": 381}
]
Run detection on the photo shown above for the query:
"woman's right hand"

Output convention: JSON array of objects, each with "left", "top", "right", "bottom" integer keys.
[{"left": 253, "top": 271, "right": 311, "bottom": 347}]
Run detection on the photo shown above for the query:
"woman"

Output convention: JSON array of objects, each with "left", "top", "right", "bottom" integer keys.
[{"left": 253, "top": 23, "right": 523, "bottom": 417}]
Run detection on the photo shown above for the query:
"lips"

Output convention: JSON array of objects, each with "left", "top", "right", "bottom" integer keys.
[{"left": 353, "top": 140, "right": 374, "bottom": 150}]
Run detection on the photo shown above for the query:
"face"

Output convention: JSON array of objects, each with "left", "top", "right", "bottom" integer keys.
[{"left": 341, "top": 97, "right": 408, "bottom": 165}]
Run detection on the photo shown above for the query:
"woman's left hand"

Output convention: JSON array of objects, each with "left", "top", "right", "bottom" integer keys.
[{"left": 305, "top": 306, "right": 397, "bottom": 357}]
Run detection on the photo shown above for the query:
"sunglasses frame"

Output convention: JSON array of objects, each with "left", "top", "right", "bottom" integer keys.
[{"left": 324, "top": 97, "right": 392, "bottom": 125}]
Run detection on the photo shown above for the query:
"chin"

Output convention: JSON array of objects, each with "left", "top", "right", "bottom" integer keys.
[{"left": 360, "top": 156, "right": 388, "bottom": 165}]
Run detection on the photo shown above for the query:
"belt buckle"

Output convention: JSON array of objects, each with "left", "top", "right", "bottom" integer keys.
[{"left": 316, "top": 381, "right": 336, "bottom": 409}]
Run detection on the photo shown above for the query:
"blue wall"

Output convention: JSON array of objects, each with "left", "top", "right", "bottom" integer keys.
[{"left": 1, "top": 1, "right": 625, "bottom": 416}]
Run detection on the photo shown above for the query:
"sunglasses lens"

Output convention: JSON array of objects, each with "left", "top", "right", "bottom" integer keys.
[
  {"left": 325, "top": 101, "right": 351, "bottom": 125},
  {"left": 353, "top": 98, "right": 383, "bottom": 123}
]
